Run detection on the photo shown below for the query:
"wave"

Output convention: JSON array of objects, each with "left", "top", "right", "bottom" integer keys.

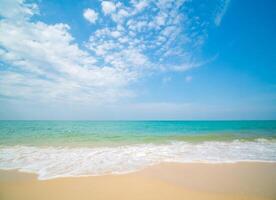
[{"left": 0, "top": 139, "right": 276, "bottom": 180}]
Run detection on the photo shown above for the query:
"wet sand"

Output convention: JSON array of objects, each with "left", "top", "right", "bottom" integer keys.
[{"left": 0, "top": 162, "right": 275, "bottom": 200}]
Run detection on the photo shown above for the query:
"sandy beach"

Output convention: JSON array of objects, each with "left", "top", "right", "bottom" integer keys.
[{"left": 1, "top": 162, "right": 275, "bottom": 200}]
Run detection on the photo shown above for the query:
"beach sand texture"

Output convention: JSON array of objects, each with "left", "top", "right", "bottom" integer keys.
[{"left": 1, "top": 162, "right": 275, "bottom": 200}]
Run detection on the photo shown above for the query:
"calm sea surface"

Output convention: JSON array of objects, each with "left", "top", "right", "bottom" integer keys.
[{"left": 0, "top": 120, "right": 276, "bottom": 146}]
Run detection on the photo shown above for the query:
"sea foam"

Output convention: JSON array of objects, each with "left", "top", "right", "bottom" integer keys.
[{"left": 0, "top": 139, "right": 276, "bottom": 180}]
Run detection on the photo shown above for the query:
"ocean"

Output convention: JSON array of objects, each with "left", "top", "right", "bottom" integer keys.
[{"left": 0, "top": 120, "right": 276, "bottom": 179}]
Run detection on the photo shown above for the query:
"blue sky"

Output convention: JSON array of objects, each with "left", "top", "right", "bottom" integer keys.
[{"left": 0, "top": 0, "right": 275, "bottom": 120}]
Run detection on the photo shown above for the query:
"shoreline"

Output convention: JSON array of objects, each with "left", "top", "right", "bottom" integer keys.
[
  {"left": 1, "top": 139, "right": 275, "bottom": 180},
  {"left": 1, "top": 160, "right": 276, "bottom": 180},
  {"left": 1, "top": 162, "right": 276, "bottom": 200}
]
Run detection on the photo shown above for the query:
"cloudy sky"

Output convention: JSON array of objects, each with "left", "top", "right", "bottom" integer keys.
[{"left": 0, "top": 0, "right": 275, "bottom": 120}]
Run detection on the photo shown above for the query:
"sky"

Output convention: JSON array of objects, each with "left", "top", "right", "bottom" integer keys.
[{"left": 0, "top": 0, "right": 275, "bottom": 120}]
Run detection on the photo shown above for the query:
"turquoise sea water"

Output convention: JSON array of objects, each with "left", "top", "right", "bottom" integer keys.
[
  {"left": 0, "top": 120, "right": 276, "bottom": 179},
  {"left": 0, "top": 120, "right": 276, "bottom": 146}
]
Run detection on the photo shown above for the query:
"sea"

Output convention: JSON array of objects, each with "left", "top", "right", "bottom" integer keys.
[{"left": 0, "top": 120, "right": 276, "bottom": 180}]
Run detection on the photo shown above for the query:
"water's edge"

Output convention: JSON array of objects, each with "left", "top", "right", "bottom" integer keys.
[{"left": 1, "top": 139, "right": 275, "bottom": 180}]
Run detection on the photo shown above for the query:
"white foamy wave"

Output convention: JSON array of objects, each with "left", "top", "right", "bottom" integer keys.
[{"left": 0, "top": 140, "right": 276, "bottom": 180}]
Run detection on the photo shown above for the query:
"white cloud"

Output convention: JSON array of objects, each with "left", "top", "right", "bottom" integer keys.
[
  {"left": 0, "top": 0, "right": 135, "bottom": 103},
  {"left": 117, "top": 9, "right": 129, "bottom": 18},
  {"left": 101, "top": 1, "right": 116, "bottom": 15},
  {"left": 83, "top": 8, "right": 98, "bottom": 23},
  {"left": 134, "top": 0, "right": 148, "bottom": 12},
  {"left": 0, "top": 0, "right": 39, "bottom": 19},
  {"left": 0, "top": 0, "right": 221, "bottom": 107},
  {"left": 155, "top": 13, "right": 167, "bottom": 27},
  {"left": 84, "top": 0, "right": 216, "bottom": 92},
  {"left": 214, "top": 0, "right": 231, "bottom": 26},
  {"left": 110, "top": 30, "right": 121, "bottom": 38},
  {"left": 170, "top": 63, "right": 198, "bottom": 72}
]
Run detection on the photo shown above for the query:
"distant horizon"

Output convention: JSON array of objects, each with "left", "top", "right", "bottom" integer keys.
[{"left": 1, "top": 119, "right": 276, "bottom": 121}]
